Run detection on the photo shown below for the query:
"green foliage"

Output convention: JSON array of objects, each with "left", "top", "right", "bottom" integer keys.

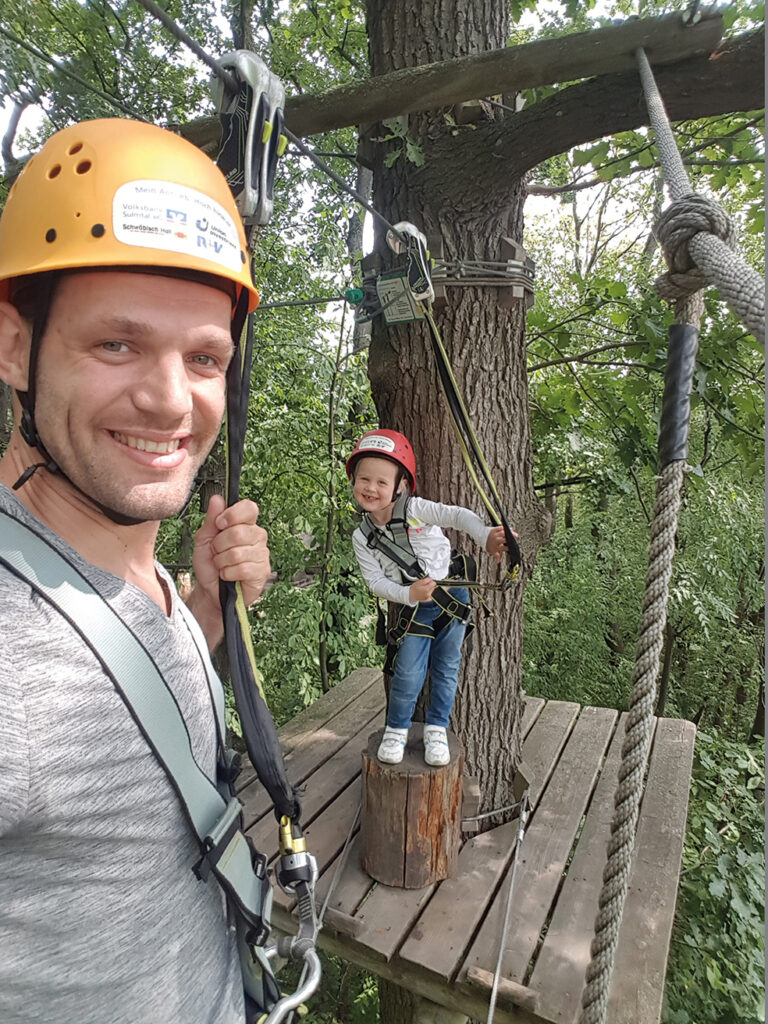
[
  {"left": 1, "top": 0, "right": 220, "bottom": 140},
  {"left": 524, "top": 123, "right": 764, "bottom": 738},
  {"left": 279, "top": 952, "right": 378, "bottom": 1024},
  {"left": 524, "top": 460, "right": 764, "bottom": 737},
  {"left": 380, "top": 116, "right": 425, "bottom": 168},
  {"left": 663, "top": 731, "right": 765, "bottom": 1024}
]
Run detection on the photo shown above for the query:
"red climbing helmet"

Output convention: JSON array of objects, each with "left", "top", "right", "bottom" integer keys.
[{"left": 346, "top": 429, "right": 417, "bottom": 492}]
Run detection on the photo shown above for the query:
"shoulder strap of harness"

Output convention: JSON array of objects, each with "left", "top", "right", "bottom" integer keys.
[
  {"left": 360, "top": 494, "right": 425, "bottom": 582},
  {"left": 0, "top": 509, "right": 280, "bottom": 1013}
]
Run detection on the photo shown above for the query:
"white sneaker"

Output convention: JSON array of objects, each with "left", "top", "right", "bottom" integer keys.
[
  {"left": 424, "top": 726, "right": 450, "bottom": 766},
  {"left": 378, "top": 727, "right": 409, "bottom": 764}
]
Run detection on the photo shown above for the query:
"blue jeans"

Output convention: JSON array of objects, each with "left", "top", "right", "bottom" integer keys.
[{"left": 386, "top": 588, "right": 469, "bottom": 730}]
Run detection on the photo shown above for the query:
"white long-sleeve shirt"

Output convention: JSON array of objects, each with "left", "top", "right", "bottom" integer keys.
[{"left": 352, "top": 495, "right": 493, "bottom": 606}]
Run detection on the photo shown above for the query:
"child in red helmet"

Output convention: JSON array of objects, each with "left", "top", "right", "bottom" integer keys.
[{"left": 346, "top": 430, "right": 508, "bottom": 766}]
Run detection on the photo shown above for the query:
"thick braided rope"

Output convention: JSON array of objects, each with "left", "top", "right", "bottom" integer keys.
[
  {"left": 638, "top": 48, "right": 765, "bottom": 346},
  {"left": 579, "top": 460, "right": 686, "bottom": 1024},
  {"left": 578, "top": 46, "right": 726, "bottom": 1023},
  {"left": 654, "top": 196, "right": 765, "bottom": 345}
]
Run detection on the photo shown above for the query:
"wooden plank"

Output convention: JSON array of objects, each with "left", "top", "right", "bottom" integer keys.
[
  {"left": 528, "top": 717, "right": 694, "bottom": 1024},
  {"left": 397, "top": 701, "right": 580, "bottom": 978},
  {"left": 606, "top": 717, "right": 695, "bottom": 1024},
  {"left": 520, "top": 696, "right": 545, "bottom": 735},
  {"left": 460, "top": 707, "right": 618, "bottom": 986},
  {"left": 236, "top": 668, "right": 383, "bottom": 790},
  {"left": 355, "top": 701, "right": 581, "bottom": 964},
  {"left": 466, "top": 967, "right": 538, "bottom": 1015},
  {"left": 269, "top": 912, "right": 543, "bottom": 1024},
  {"left": 528, "top": 713, "right": 636, "bottom": 1023},
  {"left": 246, "top": 706, "right": 385, "bottom": 855},
  {"left": 315, "top": 833, "right": 373, "bottom": 919},
  {"left": 238, "top": 680, "right": 385, "bottom": 825},
  {"left": 278, "top": 668, "right": 384, "bottom": 749}
]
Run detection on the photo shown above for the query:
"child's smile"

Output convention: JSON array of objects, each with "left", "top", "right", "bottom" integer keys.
[{"left": 352, "top": 456, "right": 402, "bottom": 525}]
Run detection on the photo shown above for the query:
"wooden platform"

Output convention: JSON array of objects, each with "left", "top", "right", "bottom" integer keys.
[{"left": 237, "top": 668, "right": 696, "bottom": 1024}]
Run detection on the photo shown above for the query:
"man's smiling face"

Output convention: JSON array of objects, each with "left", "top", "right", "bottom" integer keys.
[{"left": 31, "top": 270, "right": 234, "bottom": 522}]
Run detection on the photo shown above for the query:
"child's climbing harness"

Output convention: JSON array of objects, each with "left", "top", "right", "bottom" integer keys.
[{"left": 359, "top": 492, "right": 478, "bottom": 671}]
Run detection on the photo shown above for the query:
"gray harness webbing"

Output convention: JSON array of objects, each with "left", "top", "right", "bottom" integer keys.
[
  {"left": 0, "top": 509, "right": 278, "bottom": 1009},
  {"left": 360, "top": 493, "right": 424, "bottom": 581},
  {"left": 360, "top": 495, "right": 473, "bottom": 644}
]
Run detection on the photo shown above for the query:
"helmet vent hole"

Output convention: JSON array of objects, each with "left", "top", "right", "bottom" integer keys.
[
  {"left": 75, "top": 160, "right": 92, "bottom": 175},
  {"left": 91, "top": 223, "right": 106, "bottom": 238},
  {"left": 48, "top": 165, "right": 62, "bottom": 179},
  {"left": 45, "top": 229, "right": 57, "bottom": 243},
  {"left": 68, "top": 142, "right": 83, "bottom": 155}
]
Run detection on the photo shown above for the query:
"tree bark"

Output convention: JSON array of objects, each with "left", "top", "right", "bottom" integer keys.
[
  {"left": 750, "top": 678, "right": 765, "bottom": 742},
  {"left": 365, "top": 0, "right": 551, "bottom": 824}
]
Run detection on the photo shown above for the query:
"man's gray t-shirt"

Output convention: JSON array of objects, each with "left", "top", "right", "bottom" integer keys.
[{"left": 0, "top": 486, "right": 245, "bottom": 1023}]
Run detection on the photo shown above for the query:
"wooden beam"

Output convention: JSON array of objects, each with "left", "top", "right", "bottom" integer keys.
[
  {"left": 422, "top": 28, "right": 764, "bottom": 205},
  {"left": 283, "top": 12, "right": 723, "bottom": 137}
]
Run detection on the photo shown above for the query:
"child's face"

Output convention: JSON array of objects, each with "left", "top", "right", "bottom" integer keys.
[{"left": 352, "top": 456, "right": 402, "bottom": 520}]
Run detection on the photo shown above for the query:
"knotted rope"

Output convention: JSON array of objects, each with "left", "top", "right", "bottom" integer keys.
[
  {"left": 636, "top": 42, "right": 765, "bottom": 345},
  {"left": 655, "top": 195, "right": 765, "bottom": 343},
  {"left": 579, "top": 39, "right": 764, "bottom": 1024}
]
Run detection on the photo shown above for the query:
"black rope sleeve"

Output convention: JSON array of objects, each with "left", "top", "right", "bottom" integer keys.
[{"left": 658, "top": 323, "right": 699, "bottom": 468}]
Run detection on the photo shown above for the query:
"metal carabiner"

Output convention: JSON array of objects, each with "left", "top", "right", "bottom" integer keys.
[{"left": 262, "top": 947, "right": 322, "bottom": 1024}]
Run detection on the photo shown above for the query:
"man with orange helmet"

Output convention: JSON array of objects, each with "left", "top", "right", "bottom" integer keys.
[
  {"left": 0, "top": 120, "right": 273, "bottom": 1023},
  {"left": 346, "top": 429, "right": 509, "bottom": 766}
]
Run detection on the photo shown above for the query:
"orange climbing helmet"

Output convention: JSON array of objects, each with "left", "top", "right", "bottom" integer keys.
[
  {"left": 346, "top": 429, "right": 417, "bottom": 492},
  {"left": 0, "top": 118, "right": 259, "bottom": 310}
]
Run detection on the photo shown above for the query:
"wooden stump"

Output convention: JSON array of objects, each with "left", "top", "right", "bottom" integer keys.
[{"left": 361, "top": 725, "right": 463, "bottom": 888}]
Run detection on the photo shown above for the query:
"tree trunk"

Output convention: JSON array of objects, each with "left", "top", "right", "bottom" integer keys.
[
  {"left": 365, "top": 0, "right": 550, "bottom": 820},
  {"left": 544, "top": 484, "right": 558, "bottom": 533},
  {"left": 750, "top": 678, "right": 765, "bottom": 742},
  {"left": 564, "top": 489, "right": 573, "bottom": 530}
]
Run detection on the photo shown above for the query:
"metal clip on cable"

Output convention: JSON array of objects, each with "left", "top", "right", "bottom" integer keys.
[
  {"left": 386, "top": 220, "right": 435, "bottom": 303},
  {"left": 212, "top": 50, "right": 287, "bottom": 226},
  {"left": 263, "top": 817, "right": 321, "bottom": 1024}
]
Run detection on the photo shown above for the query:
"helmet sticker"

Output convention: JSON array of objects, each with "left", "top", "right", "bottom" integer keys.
[
  {"left": 358, "top": 435, "right": 397, "bottom": 453},
  {"left": 113, "top": 180, "right": 242, "bottom": 273}
]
